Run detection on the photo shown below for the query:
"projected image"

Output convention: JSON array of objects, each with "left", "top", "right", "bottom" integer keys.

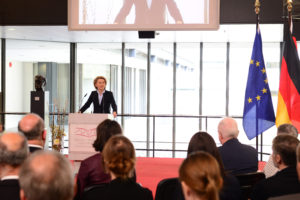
[{"left": 79, "top": 0, "right": 207, "bottom": 25}]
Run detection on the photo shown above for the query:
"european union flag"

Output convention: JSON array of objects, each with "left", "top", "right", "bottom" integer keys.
[{"left": 243, "top": 28, "right": 275, "bottom": 140}]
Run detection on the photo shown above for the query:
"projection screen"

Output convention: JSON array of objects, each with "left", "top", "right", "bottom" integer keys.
[{"left": 68, "top": 0, "right": 219, "bottom": 30}]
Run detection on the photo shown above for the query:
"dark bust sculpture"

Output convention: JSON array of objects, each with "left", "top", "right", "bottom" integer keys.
[{"left": 35, "top": 75, "right": 46, "bottom": 92}]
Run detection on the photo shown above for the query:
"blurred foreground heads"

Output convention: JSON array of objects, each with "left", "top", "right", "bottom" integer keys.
[
  {"left": 0, "top": 132, "right": 28, "bottom": 200},
  {"left": 179, "top": 151, "right": 223, "bottom": 200},
  {"left": 19, "top": 150, "right": 74, "bottom": 200}
]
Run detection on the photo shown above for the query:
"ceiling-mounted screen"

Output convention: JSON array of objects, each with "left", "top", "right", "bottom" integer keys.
[{"left": 68, "top": 0, "right": 219, "bottom": 30}]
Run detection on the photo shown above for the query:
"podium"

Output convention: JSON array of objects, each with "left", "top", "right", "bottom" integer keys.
[{"left": 68, "top": 113, "right": 113, "bottom": 161}]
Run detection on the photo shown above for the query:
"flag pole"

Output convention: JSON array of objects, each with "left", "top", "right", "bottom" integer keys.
[
  {"left": 255, "top": 0, "right": 260, "bottom": 152},
  {"left": 287, "top": 0, "right": 293, "bottom": 33}
]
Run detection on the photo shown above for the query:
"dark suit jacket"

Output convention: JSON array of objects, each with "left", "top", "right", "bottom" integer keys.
[
  {"left": 218, "top": 138, "right": 258, "bottom": 175},
  {"left": 80, "top": 90, "right": 117, "bottom": 114},
  {"left": 251, "top": 166, "right": 300, "bottom": 200},
  {"left": 76, "top": 153, "right": 111, "bottom": 197},
  {"left": 82, "top": 178, "right": 153, "bottom": 200},
  {"left": 220, "top": 173, "right": 242, "bottom": 200},
  {"left": 29, "top": 145, "right": 43, "bottom": 153},
  {"left": 0, "top": 179, "right": 20, "bottom": 200}
]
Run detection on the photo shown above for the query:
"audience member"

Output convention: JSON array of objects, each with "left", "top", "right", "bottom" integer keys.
[
  {"left": 19, "top": 150, "right": 74, "bottom": 200},
  {"left": 82, "top": 135, "right": 152, "bottom": 200},
  {"left": 76, "top": 119, "right": 123, "bottom": 198},
  {"left": 218, "top": 117, "right": 258, "bottom": 174},
  {"left": 251, "top": 135, "right": 300, "bottom": 200},
  {"left": 264, "top": 123, "right": 298, "bottom": 178},
  {"left": 179, "top": 151, "right": 223, "bottom": 200},
  {"left": 0, "top": 132, "right": 28, "bottom": 200},
  {"left": 18, "top": 114, "right": 45, "bottom": 153},
  {"left": 188, "top": 131, "right": 241, "bottom": 200},
  {"left": 267, "top": 143, "right": 300, "bottom": 200}
]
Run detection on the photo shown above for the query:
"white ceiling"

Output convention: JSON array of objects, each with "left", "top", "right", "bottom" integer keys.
[{"left": 0, "top": 24, "right": 283, "bottom": 43}]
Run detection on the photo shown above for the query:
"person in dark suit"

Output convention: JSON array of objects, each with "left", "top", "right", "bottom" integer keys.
[
  {"left": 79, "top": 76, "right": 117, "bottom": 118},
  {"left": 0, "top": 132, "right": 28, "bottom": 200},
  {"left": 114, "top": 0, "right": 183, "bottom": 25},
  {"left": 218, "top": 117, "right": 258, "bottom": 175},
  {"left": 18, "top": 113, "right": 46, "bottom": 153},
  {"left": 75, "top": 119, "right": 123, "bottom": 199},
  {"left": 251, "top": 135, "right": 300, "bottom": 200},
  {"left": 187, "top": 132, "right": 241, "bottom": 200},
  {"left": 82, "top": 135, "right": 153, "bottom": 200}
]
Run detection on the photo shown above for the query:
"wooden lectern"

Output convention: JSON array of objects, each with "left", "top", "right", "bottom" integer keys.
[{"left": 68, "top": 113, "right": 113, "bottom": 161}]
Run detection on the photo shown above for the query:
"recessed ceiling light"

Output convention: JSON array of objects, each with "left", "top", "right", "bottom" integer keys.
[{"left": 8, "top": 28, "right": 16, "bottom": 31}]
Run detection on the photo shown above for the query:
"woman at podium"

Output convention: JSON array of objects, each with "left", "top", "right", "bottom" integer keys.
[{"left": 79, "top": 76, "right": 117, "bottom": 117}]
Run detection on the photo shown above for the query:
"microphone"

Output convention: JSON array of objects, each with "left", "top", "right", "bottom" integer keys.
[{"left": 78, "top": 93, "right": 87, "bottom": 111}]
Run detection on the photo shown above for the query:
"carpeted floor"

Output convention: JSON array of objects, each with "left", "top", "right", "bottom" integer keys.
[
  {"left": 135, "top": 157, "right": 266, "bottom": 196},
  {"left": 136, "top": 157, "right": 184, "bottom": 196}
]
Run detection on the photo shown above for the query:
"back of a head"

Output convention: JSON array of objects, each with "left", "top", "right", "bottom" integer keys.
[
  {"left": 187, "top": 132, "right": 225, "bottom": 176},
  {"left": 273, "top": 135, "right": 299, "bottom": 167},
  {"left": 18, "top": 114, "right": 44, "bottom": 140},
  {"left": 93, "top": 119, "right": 122, "bottom": 152},
  {"left": 179, "top": 152, "right": 223, "bottom": 200},
  {"left": 19, "top": 150, "right": 74, "bottom": 200},
  {"left": 277, "top": 124, "right": 298, "bottom": 138},
  {"left": 0, "top": 132, "right": 28, "bottom": 167},
  {"left": 102, "top": 135, "right": 135, "bottom": 179},
  {"left": 218, "top": 118, "right": 239, "bottom": 140}
]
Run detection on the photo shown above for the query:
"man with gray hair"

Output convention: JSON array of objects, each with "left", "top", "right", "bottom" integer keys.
[
  {"left": 218, "top": 117, "right": 258, "bottom": 174},
  {"left": 18, "top": 113, "right": 45, "bottom": 153},
  {"left": 19, "top": 150, "right": 74, "bottom": 200},
  {"left": 0, "top": 132, "right": 28, "bottom": 200},
  {"left": 264, "top": 123, "right": 298, "bottom": 178}
]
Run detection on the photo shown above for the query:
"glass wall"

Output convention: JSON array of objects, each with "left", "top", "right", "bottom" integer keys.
[
  {"left": 123, "top": 43, "right": 148, "bottom": 156},
  {"left": 150, "top": 43, "right": 174, "bottom": 157},
  {"left": 5, "top": 40, "right": 70, "bottom": 130},
  {"left": 76, "top": 43, "right": 122, "bottom": 113},
  {"left": 202, "top": 43, "right": 227, "bottom": 145},
  {"left": 175, "top": 43, "right": 200, "bottom": 157},
  {"left": 1, "top": 24, "right": 284, "bottom": 159}
]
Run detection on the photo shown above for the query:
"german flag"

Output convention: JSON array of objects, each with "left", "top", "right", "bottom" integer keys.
[{"left": 276, "top": 26, "right": 300, "bottom": 132}]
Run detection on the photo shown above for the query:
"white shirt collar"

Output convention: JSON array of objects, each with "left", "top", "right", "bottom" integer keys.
[
  {"left": 97, "top": 90, "right": 106, "bottom": 95},
  {"left": 29, "top": 144, "right": 43, "bottom": 149},
  {"left": 1, "top": 175, "right": 19, "bottom": 181}
]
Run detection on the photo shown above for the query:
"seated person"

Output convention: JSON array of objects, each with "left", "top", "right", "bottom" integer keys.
[
  {"left": 218, "top": 118, "right": 258, "bottom": 174},
  {"left": 75, "top": 119, "right": 122, "bottom": 198},
  {"left": 251, "top": 135, "right": 300, "bottom": 200},
  {"left": 188, "top": 131, "right": 241, "bottom": 200},
  {"left": 179, "top": 151, "right": 223, "bottom": 200},
  {"left": 264, "top": 123, "right": 298, "bottom": 178},
  {"left": 0, "top": 132, "right": 28, "bottom": 200},
  {"left": 19, "top": 150, "right": 74, "bottom": 200},
  {"left": 82, "top": 135, "right": 153, "bottom": 200}
]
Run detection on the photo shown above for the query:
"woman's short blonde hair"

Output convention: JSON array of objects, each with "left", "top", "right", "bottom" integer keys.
[{"left": 93, "top": 76, "right": 107, "bottom": 89}]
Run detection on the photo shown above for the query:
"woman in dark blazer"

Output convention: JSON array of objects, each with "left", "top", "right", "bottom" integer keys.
[{"left": 79, "top": 76, "right": 117, "bottom": 117}]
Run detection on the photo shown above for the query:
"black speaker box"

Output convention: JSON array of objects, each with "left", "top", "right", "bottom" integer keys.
[{"left": 138, "top": 31, "right": 155, "bottom": 39}]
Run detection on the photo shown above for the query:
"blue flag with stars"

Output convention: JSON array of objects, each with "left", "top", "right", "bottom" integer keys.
[{"left": 243, "top": 28, "right": 275, "bottom": 140}]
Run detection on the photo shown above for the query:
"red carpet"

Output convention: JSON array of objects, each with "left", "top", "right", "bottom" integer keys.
[
  {"left": 135, "top": 157, "right": 266, "bottom": 196},
  {"left": 136, "top": 157, "right": 183, "bottom": 195}
]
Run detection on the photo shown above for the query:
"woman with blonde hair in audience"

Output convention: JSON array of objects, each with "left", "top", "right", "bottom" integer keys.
[
  {"left": 179, "top": 151, "right": 223, "bottom": 200},
  {"left": 84, "top": 135, "right": 153, "bottom": 200}
]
